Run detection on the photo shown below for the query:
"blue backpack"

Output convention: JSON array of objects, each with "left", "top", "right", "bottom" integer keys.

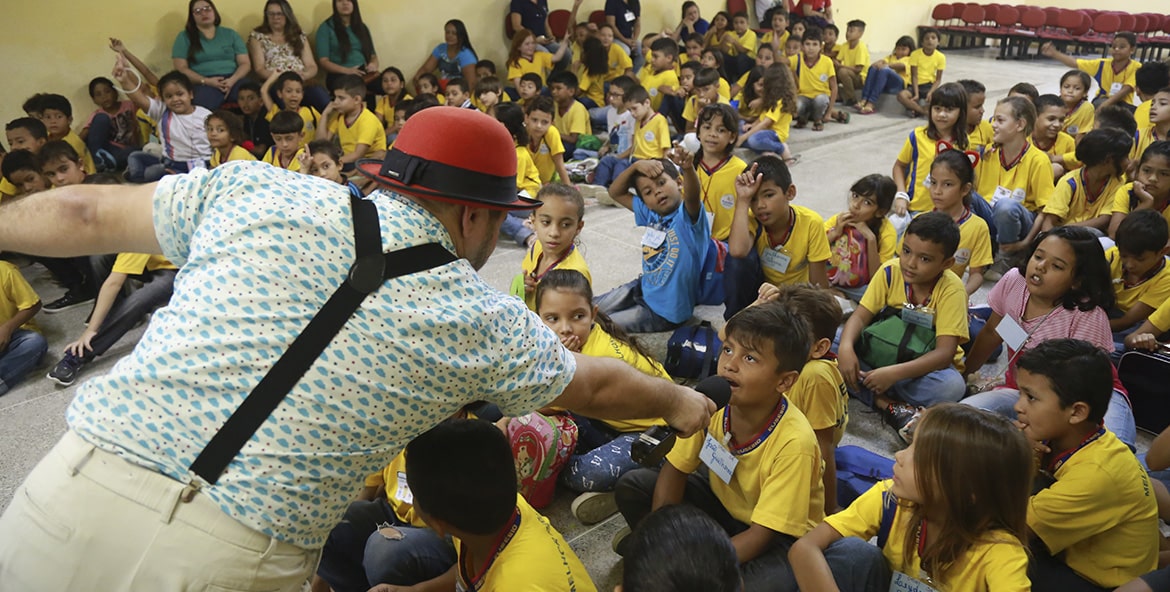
[
  {"left": 664, "top": 321, "right": 722, "bottom": 380},
  {"left": 835, "top": 445, "right": 895, "bottom": 508}
]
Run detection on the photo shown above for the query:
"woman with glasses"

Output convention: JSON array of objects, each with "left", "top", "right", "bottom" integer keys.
[
  {"left": 172, "top": 0, "right": 251, "bottom": 110},
  {"left": 248, "top": 0, "right": 329, "bottom": 111}
]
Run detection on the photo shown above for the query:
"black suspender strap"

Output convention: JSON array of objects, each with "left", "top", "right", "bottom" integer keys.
[{"left": 188, "top": 192, "right": 456, "bottom": 486}]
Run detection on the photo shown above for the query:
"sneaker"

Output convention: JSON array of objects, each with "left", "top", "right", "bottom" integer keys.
[
  {"left": 612, "top": 525, "right": 632, "bottom": 556},
  {"left": 47, "top": 353, "right": 84, "bottom": 386},
  {"left": 882, "top": 402, "right": 917, "bottom": 433},
  {"left": 95, "top": 149, "right": 117, "bottom": 172},
  {"left": 897, "top": 408, "right": 924, "bottom": 444},
  {"left": 571, "top": 491, "right": 618, "bottom": 525},
  {"left": 43, "top": 291, "right": 95, "bottom": 314},
  {"left": 984, "top": 257, "right": 1011, "bottom": 282}
]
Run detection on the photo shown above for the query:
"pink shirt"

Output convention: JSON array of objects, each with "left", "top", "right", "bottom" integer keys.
[{"left": 988, "top": 269, "right": 1122, "bottom": 392}]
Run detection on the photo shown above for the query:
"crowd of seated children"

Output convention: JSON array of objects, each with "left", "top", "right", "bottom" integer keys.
[{"left": 1043, "top": 33, "right": 1140, "bottom": 111}]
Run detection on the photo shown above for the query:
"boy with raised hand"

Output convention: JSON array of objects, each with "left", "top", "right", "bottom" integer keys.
[
  {"left": 366, "top": 419, "right": 596, "bottom": 592},
  {"left": 594, "top": 153, "right": 706, "bottom": 333},
  {"left": 614, "top": 303, "right": 823, "bottom": 592},
  {"left": 261, "top": 71, "right": 320, "bottom": 150},
  {"left": 317, "top": 74, "right": 387, "bottom": 173},
  {"left": 1015, "top": 339, "right": 1159, "bottom": 590},
  {"left": 837, "top": 212, "right": 969, "bottom": 441},
  {"left": 1042, "top": 34, "right": 1140, "bottom": 111}
]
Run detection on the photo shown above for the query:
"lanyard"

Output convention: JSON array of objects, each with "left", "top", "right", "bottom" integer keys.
[
  {"left": 699, "top": 155, "right": 732, "bottom": 212},
  {"left": 1046, "top": 426, "right": 1106, "bottom": 473},
  {"left": 955, "top": 206, "right": 972, "bottom": 225},
  {"left": 767, "top": 207, "right": 797, "bottom": 249},
  {"left": 905, "top": 279, "right": 936, "bottom": 307},
  {"left": 999, "top": 142, "right": 1030, "bottom": 171},
  {"left": 529, "top": 244, "right": 576, "bottom": 282},
  {"left": 459, "top": 508, "right": 522, "bottom": 591},
  {"left": 722, "top": 397, "right": 787, "bottom": 456}
]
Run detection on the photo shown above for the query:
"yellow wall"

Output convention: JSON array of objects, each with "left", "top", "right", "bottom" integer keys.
[{"left": 1, "top": 0, "right": 1165, "bottom": 130}]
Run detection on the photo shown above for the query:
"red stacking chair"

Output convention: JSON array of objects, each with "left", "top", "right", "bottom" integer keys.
[
  {"left": 931, "top": 3, "right": 955, "bottom": 27},
  {"left": 548, "top": 9, "right": 571, "bottom": 39},
  {"left": 1117, "top": 13, "right": 1136, "bottom": 35},
  {"left": 727, "top": 0, "right": 748, "bottom": 16},
  {"left": 949, "top": 3, "right": 986, "bottom": 48},
  {"left": 993, "top": 5, "right": 1025, "bottom": 59},
  {"left": 589, "top": 10, "right": 606, "bottom": 27},
  {"left": 1006, "top": 6, "right": 1046, "bottom": 59},
  {"left": 1078, "top": 12, "right": 1121, "bottom": 56}
]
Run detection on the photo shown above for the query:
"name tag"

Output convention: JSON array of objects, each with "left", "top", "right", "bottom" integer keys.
[
  {"left": 890, "top": 571, "right": 940, "bottom": 592},
  {"left": 625, "top": 10, "right": 636, "bottom": 22},
  {"left": 995, "top": 314, "right": 1029, "bottom": 351},
  {"left": 1011, "top": 188, "right": 1026, "bottom": 203},
  {"left": 954, "top": 248, "right": 971, "bottom": 266},
  {"left": 761, "top": 247, "right": 792, "bottom": 273},
  {"left": 649, "top": 87, "right": 658, "bottom": 97},
  {"left": 395, "top": 471, "right": 413, "bottom": 505},
  {"left": 720, "top": 193, "right": 735, "bottom": 210},
  {"left": 902, "top": 305, "right": 935, "bottom": 329},
  {"left": 1109, "top": 82, "right": 1123, "bottom": 95},
  {"left": 642, "top": 227, "right": 667, "bottom": 248},
  {"left": 1067, "top": 124, "right": 1079, "bottom": 135},
  {"left": 705, "top": 211, "right": 715, "bottom": 231},
  {"left": 992, "top": 185, "right": 1011, "bottom": 205},
  {"left": 699, "top": 432, "right": 739, "bottom": 484}
]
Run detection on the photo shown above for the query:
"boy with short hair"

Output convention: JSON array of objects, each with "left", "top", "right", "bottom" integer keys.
[
  {"left": 1032, "top": 94, "right": 1077, "bottom": 180},
  {"left": 1042, "top": 34, "right": 1140, "bottom": 110},
  {"left": 1042, "top": 127, "right": 1131, "bottom": 232},
  {"left": 39, "top": 140, "right": 88, "bottom": 188},
  {"left": 0, "top": 254, "right": 47, "bottom": 397},
  {"left": 262, "top": 71, "right": 319, "bottom": 150},
  {"left": 475, "top": 59, "right": 497, "bottom": 81},
  {"left": 793, "top": 27, "right": 838, "bottom": 131},
  {"left": 837, "top": 212, "right": 969, "bottom": 439},
  {"left": 591, "top": 86, "right": 669, "bottom": 188},
  {"left": 548, "top": 71, "right": 589, "bottom": 154},
  {"left": 443, "top": 77, "right": 474, "bottom": 109},
  {"left": 415, "top": 73, "right": 444, "bottom": 105},
  {"left": 301, "top": 139, "right": 364, "bottom": 197},
  {"left": 683, "top": 68, "right": 729, "bottom": 133},
  {"left": 585, "top": 75, "right": 637, "bottom": 163},
  {"left": 517, "top": 72, "right": 543, "bottom": 107},
  {"left": 833, "top": 20, "right": 870, "bottom": 107},
  {"left": 898, "top": 28, "right": 946, "bottom": 117},
  {"left": 2, "top": 118, "right": 48, "bottom": 200},
  {"left": 206, "top": 110, "right": 257, "bottom": 168},
  {"left": 639, "top": 37, "right": 681, "bottom": 114},
  {"left": 1133, "top": 62, "right": 1170, "bottom": 131},
  {"left": 725, "top": 156, "right": 831, "bottom": 318},
  {"left": 1105, "top": 209, "right": 1170, "bottom": 340},
  {"left": 262, "top": 111, "right": 305, "bottom": 172},
  {"left": 614, "top": 303, "right": 824, "bottom": 592},
  {"left": 39, "top": 94, "right": 96, "bottom": 174},
  {"left": 399, "top": 419, "right": 596, "bottom": 592},
  {"left": 724, "top": 12, "right": 759, "bottom": 80},
  {"left": 784, "top": 35, "right": 803, "bottom": 65},
  {"left": 318, "top": 74, "right": 388, "bottom": 171},
  {"left": 959, "top": 79, "right": 993, "bottom": 150},
  {"left": 595, "top": 157, "right": 706, "bottom": 333},
  {"left": 1, "top": 150, "right": 47, "bottom": 198},
  {"left": 1015, "top": 339, "right": 1158, "bottom": 590},
  {"left": 235, "top": 80, "right": 270, "bottom": 159},
  {"left": 473, "top": 76, "right": 503, "bottom": 114},
  {"left": 524, "top": 97, "right": 571, "bottom": 185}
]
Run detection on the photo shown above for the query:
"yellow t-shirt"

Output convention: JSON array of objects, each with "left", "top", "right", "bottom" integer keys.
[
  {"left": 528, "top": 126, "right": 565, "bottom": 185},
  {"left": 1131, "top": 126, "right": 1165, "bottom": 164},
  {"left": 698, "top": 156, "right": 748, "bottom": 242},
  {"left": 574, "top": 65, "right": 606, "bottom": 106},
  {"left": 62, "top": 131, "right": 96, "bottom": 174},
  {"left": 210, "top": 144, "right": 257, "bottom": 168},
  {"left": 795, "top": 54, "right": 835, "bottom": 99},
  {"left": 976, "top": 143, "right": 1055, "bottom": 212},
  {"left": 760, "top": 99, "right": 794, "bottom": 143},
  {"left": 1136, "top": 100, "right": 1152, "bottom": 132},
  {"left": 760, "top": 30, "right": 789, "bottom": 50},
  {"left": 834, "top": 41, "right": 870, "bottom": 81},
  {"left": 909, "top": 48, "right": 946, "bottom": 86},
  {"left": 0, "top": 261, "right": 41, "bottom": 332},
  {"left": 717, "top": 78, "right": 731, "bottom": 102},
  {"left": 666, "top": 397, "right": 825, "bottom": 536},
  {"left": 639, "top": 68, "right": 680, "bottom": 112},
  {"left": 605, "top": 43, "right": 633, "bottom": 81},
  {"left": 515, "top": 146, "right": 541, "bottom": 199},
  {"left": 364, "top": 451, "right": 427, "bottom": 528},
  {"left": 682, "top": 94, "right": 730, "bottom": 123},
  {"left": 266, "top": 105, "right": 320, "bottom": 149},
  {"left": 577, "top": 323, "right": 668, "bottom": 432},
  {"left": 507, "top": 53, "right": 555, "bottom": 87},
  {"left": 786, "top": 358, "right": 849, "bottom": 445},
  {"left": 728, "top": 30, "right": 758, "bottom": 58},
  {"left": 454, "top": 495, "right": 597, "bottom": 592},
  {"left": 1105, "top": 246, "right": 1170, "bottom": 312},
  {"left": 896, "top": 126, "right": 943, "bottom": 213},
  {"left": 1028, "top": 429, "right": 1159, "bottom": 587},
  {"left": 1043, "top": 169, "right": 1126, "bottom": 224},
  {"left": 1064, "top": 100, "right": 1095, "bottom": 136},
  {"left": 374, "top": 93, "right": 412, "bottom": 125},
  {"left": 553, "top": 101, "right": 589, "bottom": 141},
  {"left": 887, "top": 54, "right": 913, "bottom": 86},
  {"left": 520, "top": 241, "right": 592, "bottom": 311},
  {"left": 827, "top": 480, "right": 1031, "bottom": 592},
  {"left": 755, "top": 205, "right": 832, "bottom": 286},
  {"left": 824, "top": 214, "right": 898, "bottom": 279},
  {"left": 1039, "top": 131, "right": 1076, "bottom": 163},
  {"left": 969, "top": 120, "right": 994, "bottom": 153},
  {"left": 137, "top": 108, "right": 157, "bottom": 146},
  {"left": 951, "top": 209, "right": 994, "bottom": 277},
  {"left": 1109, "top": 182, "right": 1170, "bottom": 230},
  {"left": 261, "top": 146, "right": 304, "bottom": 172},
  {"left": 633, "top": 113, "right": 671, "bottom": 160},
  {"left": 328, "top": 108, "right": 388, "bottom": 156},
  {"left": 1077, "top": 57, "right": 1140, "bottom": 104},
  {"left": 1147, "top": 297, "right": 1170, "bottom": 332},
  {"left": 112, "top": 253, "right": 178, "bottom": 275},
  {"left": 859, "top": 260, "right": 969, "bottom": 369}
]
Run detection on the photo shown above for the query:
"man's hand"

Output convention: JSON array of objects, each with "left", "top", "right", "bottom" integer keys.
[{"left": 663, "top": 383, "right": 717, "bottom": 437}]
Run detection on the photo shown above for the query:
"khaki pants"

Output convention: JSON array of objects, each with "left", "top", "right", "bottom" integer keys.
[
  {"left": 837, "top": 68, "right": 863, "bottom": 104},
  {"left": 0, "top": 430, "right": 318, "bottom": 591}
]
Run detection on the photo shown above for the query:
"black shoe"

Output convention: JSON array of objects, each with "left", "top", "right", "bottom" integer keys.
[
  {"left": 47, "top": 353, "right": 85, "bottom": 386},
  {"left": 882, "top": 402, "right": 917, "bottom": 434},
  {"left": 43, "top": 291, "right": 94, "bottom": 314}
]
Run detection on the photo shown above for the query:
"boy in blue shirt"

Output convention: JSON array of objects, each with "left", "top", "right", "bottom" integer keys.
[{"left": 594, "top": 155, "right": 707, "bottom": 333}]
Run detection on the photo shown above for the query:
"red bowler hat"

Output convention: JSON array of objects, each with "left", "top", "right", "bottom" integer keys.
[{"left": 356, "top": 108, "right": 541, "bottom": 210}]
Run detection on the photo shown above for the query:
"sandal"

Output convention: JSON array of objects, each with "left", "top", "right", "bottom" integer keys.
[
  {"left": 784, "top": 154, "right": 801, "bottom": 166},
  {"left": 794, "top": 119, "right": 808, "bottom": 129},
  {"left": 859, "top": 104, "right": 875, "bottom": 115},
  {"left": 812, "top": 121, "right": 824, "bottom": 131},
  {"left": 833, "top": 110, "right": 851, "bottom": 124}
]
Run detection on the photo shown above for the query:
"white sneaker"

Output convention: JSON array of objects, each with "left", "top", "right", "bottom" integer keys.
[{"left": 571, "top": 491, "right": 618, "bottom": 525}]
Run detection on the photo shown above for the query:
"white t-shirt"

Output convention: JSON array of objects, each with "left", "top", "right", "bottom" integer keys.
[
  {"left": 147, "top": 96, "right": 212, "bottom": 162},
  {"left": 606, "top": 108, "right": 636, "bottom": 156}
]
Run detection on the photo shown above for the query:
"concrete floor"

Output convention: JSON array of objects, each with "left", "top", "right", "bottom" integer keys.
[{"left": 0, "top": 48, "right": 1153, "bottom": 590}]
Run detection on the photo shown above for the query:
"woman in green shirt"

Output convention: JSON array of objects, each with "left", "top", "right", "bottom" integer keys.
[
  {"left": 315, "top": 0, "right": 379, "bottom": 104},
  {"left": 172, "top": 0, "right": 251, "bottom": 110}
]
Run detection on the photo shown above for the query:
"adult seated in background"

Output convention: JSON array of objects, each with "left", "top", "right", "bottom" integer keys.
[
  {"left": 0, "top": 107, "right": 714, "bottom": 591},
  {"left": 315, "top": 0, "right": 379, "bottom": 100},
  {"left": 671, "top": 1, "right": 709, "bottom": 42},
  {"left": 249, "top": 0, "right": 329, "bottom": 111},
  {"left": 794, "top": 0, "right": 833, "bottom": 28},
  {"left": 756, "top": 0, "right": 786, "bottom": 24},
  {"left": 412, "top": 19, "right": 478, "bottom": 94},
  {"left": 605, "top": 0, "right": 643, "bottom": 73},
  {"left": 509, "top": 0, "right": 568, "bottom": 61},
  {"left": 172, "top": 0, "right": 251, "bottom": 110}
]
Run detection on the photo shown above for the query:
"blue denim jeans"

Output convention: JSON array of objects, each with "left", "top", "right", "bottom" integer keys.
[
  {"left": 860, "top": 66, "right": 905, "bottom": 104},
  {"left": 126, "top": 153, "right": 195, "bottom": 183},
  {"left": 363, "top": 524, "right": 455, "bottom": 587},
  {"left": 561, "top": 432, "right": 641, "bottom": 493},
  {"left": 594, "top": 278, "right": 681, "bottom": 334},
  {"left": 594, "top": 155, "right": 634, "bottom": 187},
  {"left": 499, "top": 211, "right": 534, "bottom": 248},
  {"left": 993, "top": 199, "right": 1035, "bottom": 245},
  {"left": 85, "top": 113, "right": 138, "bottom": 170},
  {"left": 968, "top": 192, "right": 999, "bottom": 246},
  {"left": 848, "top": 360, "right": 967, "bottom": 409},
  {"left": 961, "top": 388, "right": 1137, "bottom": 451},
  {"left": 0, "top": 329, "right": 47, "bottom": 396},
  {"left": 743, "top": 130, "right": 787, "bottom": 154},
  {"left": 820, "top": 537, "right": 895, "bottom": 590},
  {"left": 192, "top": 79, "right": 243, "bottom": 111}
]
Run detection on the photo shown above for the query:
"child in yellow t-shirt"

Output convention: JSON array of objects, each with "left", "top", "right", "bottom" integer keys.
[
  {"left": 833, "top": 20, "right": 870, "bottom": 107},
  {"left": 373, "top": 67, "right": 412, "bottom": 132},
  {"left": 1042, "top": 34, "right": 1140, "bottom": 108},
  {"left": 926, "top": 151, "right": 993, "bottom": 296},
  {"left": 738, "top": 65, "right": 799, "bottom": 163},
  {"left": 206, "top": 110, "right": 257, "bottom": 168},
  {"left": 792, "top": 403, "right": 1033, "bottom": 592},
  {"left": 638, "top": 38, "right": 681, "bottom": 112},
  {"left": 496, "top": 104, "right": 542, "bottom": 201},
  {"left": 977, "top": 96, "right": 1055, "bottom": 253},
  {"left": 39, "top": 94, "right": 96, "bottom": 174},
  {"left": 857, "top": 35, "right": 914, "bottom": 115},
  {"left": 524, "top": 97, "right": 570, "bottom": 185},
  {"left": 613, "top": 302, "right": 824, "bottom": 589},
  {"left": 519, "top": 187, "right": 590, "bottom": 310},
  {"left": 1060, "top": 70, "right": 1095, "bottom": 138},
  {"left": 600, "top": 25, "right": 633, "bottom": 81},
  {"left": 792, "top": 27, "right": 838, "bottom": 131},
  {"left": 1105, "top": 210, "right": 1170, "bottom": 342},
  {"left": 825, "top": 174, "right": 898, "bottom": 301},
  {"left": 262, "top": 111, "right": 306, "bottom": 172},
  {"left": 691, "top": 104, "right": 747, "bottom": 242},
  {"left": 897, "top": 28, "right": 946, "bottom": 117},
  {"left": 261, "top": 72, "right": 321, "bottom": 150},
  {"left": 1033, "top": 94, "right": 1078, "bottom": 181},
  {"left": 892, "top": 83, "right": 969, "bottom": 216},
  {"left": 683, "top": 67, "right": 729, "bottom": 134},
  {"left": 0, "top": 260, "right": 47, "bottom": 395},
  {"left": 593, "top": 87, "right": 666, "bottom": 187},
  {"left": 1131, "top": 88, "right": 1170, "bottom": 165},
  {"left": 958, "top": 79, "right": 993, "bottom": 152},
  {"left": 1041, "top": 128, "right": 1130, "bottom": 233},
  {"left": 401, "top": 420, "right": 597, "bottom": 592},
  {"left": 505, "top": 28, "right": 568, "bottom": 89},
  {"left": 1107, "top": 141, "right": 1170, "bottom": 237},
  {"left": 318, "top": 75, "right": 388, "bottom": 173}
]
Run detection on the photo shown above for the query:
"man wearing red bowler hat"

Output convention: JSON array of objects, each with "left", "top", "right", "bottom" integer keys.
[{"left": 0, "top": 108, "right": 715, "bottom": 590}]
